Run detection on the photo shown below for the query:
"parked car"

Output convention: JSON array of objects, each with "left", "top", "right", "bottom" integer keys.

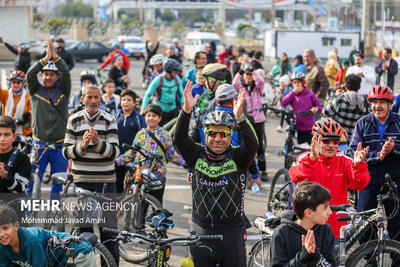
[
  {"left": 184, "top": 32, "right": 223, "bottom": 60},
  {"left": 118, "top": 36, "right": 146, "bottom": 59},
  {"left": 66, "top": 41, "right": 112, "bottom": 63}
]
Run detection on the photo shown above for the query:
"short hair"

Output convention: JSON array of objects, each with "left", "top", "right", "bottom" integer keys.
[
  {"left": 292, "top": 181, "right": 331, "bottom": 219},
  {"left": 304, "top": 49, "right": 316, "bottom": 58},
  {"left": 0, "top": 204, "right": 18, "bottom": 225},
  {"left": 82, "top": 84, "right": 101, "bottom": 96},
  {"left": 384, "top": 48, "right": 392, "bottom": 54},
  {"left": 294, "top": 55, "right": 303, "bottom": 64},
  {"left": 249, "top": 50, "right": 256, "bottom": 58},
  {"left": 354, "top": 53, "right": 364, "bottom": 59},
  {"left": 345, "top": 74, "right": 362, "bottom": 92},
  {"left": 254, "top": 51, "right": 263, "bottom": 59},
  {"left": 194, "top": 51, "right": 207, "bottom": 64},
  {"left": 0, "top": 116, "right": 16, "bottom": 133},
  {"left": 144, "top": 103, "right": 162, "bottom": 117},
  {"left": 104, "top": 79, "right": 116, "bottom": 85},
  {"left": 120, "top": 89, "right": 137, "bottom": 102}
]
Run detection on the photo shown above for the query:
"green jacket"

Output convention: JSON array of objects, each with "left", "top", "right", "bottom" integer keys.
[{"left": 26, "top": 57, "right": 71, "bottom": 143}]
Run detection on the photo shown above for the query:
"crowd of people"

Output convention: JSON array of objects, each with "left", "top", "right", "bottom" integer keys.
[{"left": 0, "top": 33, "right": 399, "bottom": 267}]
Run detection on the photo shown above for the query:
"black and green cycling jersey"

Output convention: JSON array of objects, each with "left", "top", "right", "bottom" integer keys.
[{"left": 174, "top": 111, "right": 258, "bottom": 229}]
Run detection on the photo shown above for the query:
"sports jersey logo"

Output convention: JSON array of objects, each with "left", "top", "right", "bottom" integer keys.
[{"left": 195, "top": 159, "right": 237, "bottom": 178}]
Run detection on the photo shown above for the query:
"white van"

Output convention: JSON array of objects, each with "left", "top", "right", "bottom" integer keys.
[{"left": 184, "top": 32, "right": 224, "bottom": 61}]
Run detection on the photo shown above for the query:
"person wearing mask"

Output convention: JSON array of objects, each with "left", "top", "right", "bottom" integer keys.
[
  {"left": 251, "top": 51, "right": 264, "bottom": 70},
  {"left": 346, "top": 53, "right": 375, "bottom": 95},
  {"left": 1, "top": 40, "right": 31, "bottom": 74},
  {"left": 100, "top": 42, "right": 130, "bottom": 73},
  {"left": 55, "top": 38, "right": 74, "bottom": 70},
  {"left": 0, "top": 71, "right": 31, "bottom": 136},
  {"left": 183, "top": 51, "right": 207, "bottom": 87},
  {"left": 375, "top": 47, "right": 398, "bottom": 90},
  {"left": 233, "top": 67, "right": 267, "bottom": 180},
  {"left": 108, "top": 53, "right": 130, "bottom": 92},
  {"left": 325, "top": 51, "right": 340, "bottom": 88},
  {"left": 293, "top": 55, "right": 306, "bottom": 74},
  {"left": 278, "top": 52, "right": 292, "bottom": 76}
]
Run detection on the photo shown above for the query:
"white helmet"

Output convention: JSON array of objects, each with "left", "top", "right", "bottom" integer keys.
[{"left": 150, "top": 54, "right": 165, "bottom": 66}]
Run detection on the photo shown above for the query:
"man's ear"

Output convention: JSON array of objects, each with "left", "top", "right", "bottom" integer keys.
[{"left": 303, "top": 208, "right": 312, "bottom": 218}]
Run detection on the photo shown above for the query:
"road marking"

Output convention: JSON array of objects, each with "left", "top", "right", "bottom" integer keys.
[{"left": 40, "top": 183, "right": 285, "bottom": 192}]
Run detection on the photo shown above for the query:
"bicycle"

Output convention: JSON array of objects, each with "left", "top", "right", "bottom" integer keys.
[
  {"left": 336, "top": 174, "right": 400, "bottom": 267},
  {"left": 116, "top": 143, "right": 165, "bottom": 263},
  {"left": 104, "top": 209, "right": 223, "bottom": 267},
  {"left": 46, "top": 235, "right": 84, "bottom": 267},
  {"left": 43, "top": 172, "right": 117, "bottom": 267}
]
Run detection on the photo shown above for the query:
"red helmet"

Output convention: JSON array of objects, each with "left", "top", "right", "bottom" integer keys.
[
  {"left": 9, "top": 70, "right": 26, "bottom": 82},
  {"left": 312, "top": 118, "right": 348, "bottom": 140},
  {"left": 368, "top": 85, "right": 394, "bottom": 103}
]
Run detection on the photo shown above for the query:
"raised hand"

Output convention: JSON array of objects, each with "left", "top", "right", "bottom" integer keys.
[
  {"left": 354, "top": 142, "right": 369, "bottom": 165},
  {"left": 302, "top": 230, "right": 316, "bottom": 254},
  {"left": 233, "top": 89, "right": 245, "bottom": 118},
  {"left": 309, "top": 134, "right": 322, "bottom": 161},
  {"left": 380, "top": 138, "right": 395, "bottom": 161},
  {"left": 182, "top": 80, "right": 199, "bottom": 114}
]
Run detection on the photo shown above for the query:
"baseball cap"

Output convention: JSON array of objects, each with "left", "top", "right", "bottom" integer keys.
[{"left": 215, "top": 84, "right": 238, "bottom": 101}]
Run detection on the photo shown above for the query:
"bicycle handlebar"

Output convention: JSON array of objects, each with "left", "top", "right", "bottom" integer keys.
[
  {"left": 330, "top": 204, "right": 352, "bottom": 212},
  {"left": 385, "top": 174, "right": 398, "bottom": 196},
  {"left": 122, "top": 143, "right": 164, "bottom": 163},
  {"left": 49, "top": 235, "right": 82, "bottom": 248}
]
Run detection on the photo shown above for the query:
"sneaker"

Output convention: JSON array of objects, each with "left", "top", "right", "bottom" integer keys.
[
  {"left": 260, "top": 172, "right": 268, "bottom": 182},
  {"left": 276, "top": 126, "right": 284, "bottom": 133}
]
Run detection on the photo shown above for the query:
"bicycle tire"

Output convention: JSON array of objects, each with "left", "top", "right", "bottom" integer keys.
[
  {"left": 116, "top": 192, "right": 162, "bottom": 263},
  {"left": 346, "top": 239, "right": 400, "bottom": 267},
  {"left": 247, "top": 237, "right": 272, "bottom": 267},
  {"left": 93, "top": 242, "right": 117, "bottom": 267},
  {"left": 266, "top": 168, "right": 290, "bottom": 216}
]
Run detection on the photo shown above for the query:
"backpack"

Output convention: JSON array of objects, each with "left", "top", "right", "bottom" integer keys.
[{"left": 155, "top": 74, "right": 181, "bottom": 109}]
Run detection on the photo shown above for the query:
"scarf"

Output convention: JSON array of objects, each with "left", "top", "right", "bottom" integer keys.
[{"left": 6, "top": 89, "right": 27, "bottom": 135}]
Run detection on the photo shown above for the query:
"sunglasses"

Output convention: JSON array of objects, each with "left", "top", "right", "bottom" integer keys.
[
  {"left": 322, "top": 139, "right": 340, "bottom": 145},
  {"left": 206, "top": 129, "right": 232, "bottom": 138},
  {"left": 11, "top": 80, "right": 22, "bottom": 84},
  {"left": 206, "top": 77, "right": 226, "bottom": 84}
]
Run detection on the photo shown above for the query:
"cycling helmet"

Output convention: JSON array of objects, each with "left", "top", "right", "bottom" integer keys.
[
  {"left": 163, "top": 58, "right": 182, "bottom": 73},
  {"left": 202, "top": 110, "right": 236, "bottom": 129},
  {"left": 150, "top": 54, "right": 164, "bottom": 66},
  {"left": 19, "top": 42, "right": 30, "bottom": 50},
  {"left": 112, "top": 42, "right": 121, "bottom": 49},
  {"left": 42, "top": 61, "right": 59, "bottom": 74},
  {"left": 9, "top": 70, "right": 26, "bottom": 83},
  {"left": 290, "top": 72, "right": 306, "bottom": 81},
  {"left": 368, "top": 85, "right": 394, "bottom": 103},
  {"left": 80, "top": 69, "right": 97, "bottom": 85},
  {"left": 312, "top": 118, "right": 348, "bottom": 140},
  {"left": 142, "top": 169, "right": 166, "bottom": 191},
  {"left": 201, "top": 63, "right": 232, "bottom": 84}
]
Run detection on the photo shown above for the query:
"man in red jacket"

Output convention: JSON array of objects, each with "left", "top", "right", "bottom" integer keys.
[
  {"left": 100, "top": 42, "right": 130, "bottom": 72},
  {"left": 289, "top": 118, "right": 371, "bottom": 239}
]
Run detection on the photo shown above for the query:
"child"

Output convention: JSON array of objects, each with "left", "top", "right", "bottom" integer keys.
[
  {"left": 191, "top": 65, "right": 206, "bottom": 98},
  {"left": 102, "top": 79, "right": 120, "bottom": 115},
  {"left": 270, "top": 181, "right": 336, "bottom": 266},
  {"left": 114, "top": 89, "right": 146, "bottom": 193},
  {"left": 281, "top": 72, "right": 322, "bottom": 144},
  {"left": 116, "top": 103, "right": 185, "bottom": 204},
  {"left": 0, "top": 204, "right": 96, "bottom": 267},
  {"left": 0, "top": 116, "right": 31, "bottom": 221},
  {"left": 275, "top": 74, "right": 292, "bottom": 132}
]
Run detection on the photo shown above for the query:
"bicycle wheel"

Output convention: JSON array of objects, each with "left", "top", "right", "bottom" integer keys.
[
  {"left": 93, "top": 242, "right": 117, "bottom": 267},
  {"left": 247, "top": 237, "right": 272, "bottom": 267},
  {"left": 266, "top": 168, "right": 291, "bottom": 217},
  {"left": 116, "top": 192, "right": 162, "bottom": 263},
  {"left": 346, "top": 239, "right": 400, "bottom": 267}
]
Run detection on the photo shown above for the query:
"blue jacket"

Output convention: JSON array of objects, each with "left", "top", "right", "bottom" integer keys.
[
  {"left": 349, "top": 112, "right": 400, "bottom": 186},
  {"left": 293, "top": 63, "right": 306, "bottom": 75},
  {"left": 375, "top": 58, "right": 398, "bottom": 89},
  {"left": 0, "top": 227, "right": 92, "bottom": 267},
  {"left": 115, "top": 109, "right": 146, "bottom": 154},
  {"left": 183, "top": 66, "right": 196, "bottom": 88}
]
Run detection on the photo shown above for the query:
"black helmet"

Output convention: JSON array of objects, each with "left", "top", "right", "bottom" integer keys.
[
  {"left": 202, "top": 110, "right": 236, "bottom": 129},
  {"left": 142, "top": 169, "right": 165, "bottom": 190},
  {"left": 201, "top": 63, "right": 232, "bottom": 84},
  {"left": 163, "top": 58, "right": 182, "bottom": 73},
  {"left": 290, "top": 72, "right": 306, "bottom": 81}
]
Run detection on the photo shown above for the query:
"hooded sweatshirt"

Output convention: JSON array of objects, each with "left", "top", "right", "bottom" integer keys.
[
  {"left": 323, "top": 91, "right": 369, "bottom": 138},
  {"left": 270, "top": 210, "right": 336, "bottom": 267}
]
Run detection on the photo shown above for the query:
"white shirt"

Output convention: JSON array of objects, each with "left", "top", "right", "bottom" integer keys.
[{"left": 345, "top": 64, "right": 376, "bottom": 95}]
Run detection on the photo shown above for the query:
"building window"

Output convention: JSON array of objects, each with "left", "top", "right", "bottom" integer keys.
[{"left": 341, "top": 39, "right": 352, "bottom": 46}]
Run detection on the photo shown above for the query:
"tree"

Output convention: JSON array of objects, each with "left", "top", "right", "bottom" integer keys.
[
  {"left": 160, "top": 11, "right": 176, "bottom": 25},
  {"left": 40, "top": 18, "right": 71, "bottom": 37},
  {"left": 120, "top": 19, "right": 144, "bottom": 36},
  {"left": 59, "top": 0, "right": 93, "bottom": 18}
]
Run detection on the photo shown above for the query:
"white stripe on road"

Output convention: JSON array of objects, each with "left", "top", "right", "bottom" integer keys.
[{"left": 40, "top": 183, "right": 285, "bottom": 192}]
